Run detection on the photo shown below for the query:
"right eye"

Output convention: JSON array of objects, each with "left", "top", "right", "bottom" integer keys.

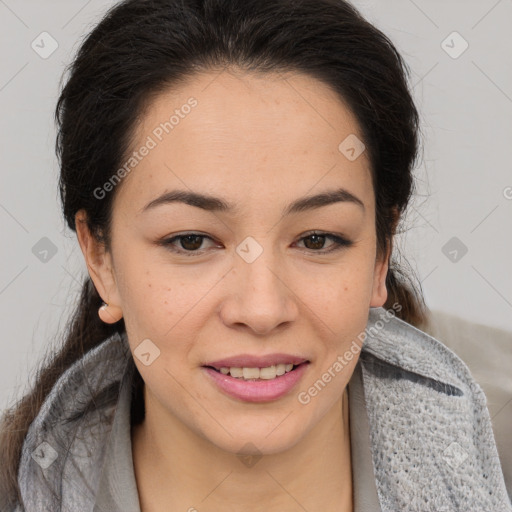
[{"left": 159, "top": 232, "right": 219, "bottom": 256}]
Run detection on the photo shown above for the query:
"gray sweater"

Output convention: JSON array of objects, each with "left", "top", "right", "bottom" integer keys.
[{"left": 11, "top": 307, "right": 512, "bottom": 511}]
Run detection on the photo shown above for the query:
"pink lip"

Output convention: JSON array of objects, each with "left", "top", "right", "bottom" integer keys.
[
  {"left": 204, "top": 353, "right": 308, "bottom": 369},
  {"left": 202, "top": 362, "right": 309, "bottom": 403}
]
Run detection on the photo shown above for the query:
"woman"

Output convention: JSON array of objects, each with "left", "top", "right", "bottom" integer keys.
[{"left": 1, "top": 0, "right": 509, "bottom": 510}]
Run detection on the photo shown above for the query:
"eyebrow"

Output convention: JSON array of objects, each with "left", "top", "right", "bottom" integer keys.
[{"left": 139, "top": 186, "right": 365, "bottom": 216}]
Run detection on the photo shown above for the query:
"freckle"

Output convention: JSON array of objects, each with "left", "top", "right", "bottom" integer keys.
[
  {"left": 164, "top": 300, "right": 168, "bottom": 304},
  {"left": 148, "top": 283, "right": 152, "bottom": 287}
]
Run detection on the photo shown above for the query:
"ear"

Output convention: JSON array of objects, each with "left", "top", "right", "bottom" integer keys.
[
  {"left": 75, "top": 209, "right": 122, "bottom": 317},
  {"left": 369, "top": 241, "right": 390, "bottom": 308},
  {"left": 370, "top": 208, "right": 398, "bottom": 308}
]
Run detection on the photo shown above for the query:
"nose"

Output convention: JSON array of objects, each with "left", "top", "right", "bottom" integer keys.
[{"left": 219, "top": 246, "right": 298, "bottom": 336}]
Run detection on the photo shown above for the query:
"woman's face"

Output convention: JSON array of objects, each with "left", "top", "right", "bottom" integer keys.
[{"left": 79, "top": 69, "right": 389, "bottom": 455}]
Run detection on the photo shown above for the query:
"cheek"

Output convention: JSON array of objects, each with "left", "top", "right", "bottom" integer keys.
[
  {"left": 293, "top": 261, "right": 373, "bottom": 327},
  {"left": 117, "top": 267, "right": 174, "bottom": 333},
  {"left": 118, "top": 263, "right": 214, "bottom": 380},
  {"left": 113, "top": 247, "right": 190, "bottom": 334}
]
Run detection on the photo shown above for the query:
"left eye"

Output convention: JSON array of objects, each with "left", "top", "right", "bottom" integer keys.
[
  {"left": 295, "top": 232, "right": 353, "bottom": 253},
  {"left": 159, "top": 231, "right": 353, "bottom": 256}
]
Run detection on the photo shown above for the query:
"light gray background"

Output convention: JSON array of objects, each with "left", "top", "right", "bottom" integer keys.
[{"left": 1, "top": 0, "right": 511, "bottom": 411}]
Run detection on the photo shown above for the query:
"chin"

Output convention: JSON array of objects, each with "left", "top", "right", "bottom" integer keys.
[{"left": 203, "top": 419, "right": 308, "bottom": 458}]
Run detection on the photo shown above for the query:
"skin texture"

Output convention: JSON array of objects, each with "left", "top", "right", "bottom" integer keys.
[{"left": 76, "top": 69, "right": 390, "bottom": 511}]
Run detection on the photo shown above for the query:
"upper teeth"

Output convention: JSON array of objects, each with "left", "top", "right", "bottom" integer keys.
[{"left": 219, "top": 363, "right": 295, "bottom": 380}]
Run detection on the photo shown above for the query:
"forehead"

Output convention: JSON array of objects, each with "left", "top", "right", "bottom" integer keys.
[{"left": 114, "top": 69, "right": 373, "bottom": 216}]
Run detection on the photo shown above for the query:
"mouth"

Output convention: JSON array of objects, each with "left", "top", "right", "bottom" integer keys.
[
  {"left": 202, "top": 361, "right": 309, "bottom": 381},
  {"left": 201, "top": 361, "right": 310, "bottom": 402}
]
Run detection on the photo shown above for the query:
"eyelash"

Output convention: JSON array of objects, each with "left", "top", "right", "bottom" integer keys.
[{"left": 159, "top": 231, "right": 353, "bottom": 257}]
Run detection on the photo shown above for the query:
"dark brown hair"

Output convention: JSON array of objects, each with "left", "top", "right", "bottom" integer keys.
[{"left": 0, "top": 0, "right": 428, "bottom": 506}]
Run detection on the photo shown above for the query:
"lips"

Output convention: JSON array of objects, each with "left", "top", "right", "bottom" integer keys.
[
  {"left": 203, "top": 353, "right": 309, "bottom": 370},
  {"left": 201, "top": 353, "right": 311, "bottom": 402},
  {"left": 202, "top": 361, "right": 309, "bottom": 402}
]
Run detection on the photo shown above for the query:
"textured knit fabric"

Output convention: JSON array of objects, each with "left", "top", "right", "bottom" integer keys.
[
  {"left": 11, "top": 307, "right": 512, "bottom": 511},
  {"left": 419, "top": 309, "right": 512, "bottom": 499}
]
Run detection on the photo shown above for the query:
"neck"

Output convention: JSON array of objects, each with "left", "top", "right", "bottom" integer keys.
[{"left": 132, "top": 388, "right": 353, "bottom": 512}]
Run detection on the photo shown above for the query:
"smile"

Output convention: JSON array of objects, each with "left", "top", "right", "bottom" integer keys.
[
  {"left": 207, "top": 363, "right": 297, "bottom": 380},
  {"left": 201, "top": 362, "right": 310, "bottom": 402}
]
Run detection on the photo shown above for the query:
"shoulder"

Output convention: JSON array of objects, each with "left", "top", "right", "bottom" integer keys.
[
  {"left": 359, "top": 307, "right": 512, "bottom": 511},
  {"left": 16, "top": 331, "right": 131, "bottom": 510}
]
